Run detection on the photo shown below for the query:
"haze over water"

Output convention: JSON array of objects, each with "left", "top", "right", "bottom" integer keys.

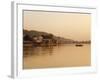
[{"left": 24, "top": 10, "right": 91, "bottom": 41}]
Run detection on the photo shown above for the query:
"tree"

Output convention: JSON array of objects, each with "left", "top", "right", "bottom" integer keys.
[{"left": 23, "top": 35, "right": 32, "bottom": 41}]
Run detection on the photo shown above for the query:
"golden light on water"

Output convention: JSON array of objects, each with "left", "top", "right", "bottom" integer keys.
[{"left": 23, "top": 10, "right": 91, "bottom": 69}]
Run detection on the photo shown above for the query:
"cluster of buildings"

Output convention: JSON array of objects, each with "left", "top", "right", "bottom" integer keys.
[{"left": 23, "top": 34, "right": 57, "bottom": 47}]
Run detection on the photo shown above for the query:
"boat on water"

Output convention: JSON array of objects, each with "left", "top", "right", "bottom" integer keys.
[{"left": 75, "top": 44, "right": 83, "bottom": 47}]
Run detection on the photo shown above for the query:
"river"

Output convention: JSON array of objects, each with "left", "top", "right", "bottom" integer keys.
[{"left": 23, "top": 44, "right": 91, "bottom": 69}]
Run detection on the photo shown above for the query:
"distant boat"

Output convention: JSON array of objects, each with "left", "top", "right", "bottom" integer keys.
[{"left": 75, "top": 44, "right": 83, "bottom": 47}]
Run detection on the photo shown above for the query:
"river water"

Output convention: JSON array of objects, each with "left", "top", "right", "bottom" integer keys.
[{"left": 23, "top": 44, "right": 91, "bottom": 69}]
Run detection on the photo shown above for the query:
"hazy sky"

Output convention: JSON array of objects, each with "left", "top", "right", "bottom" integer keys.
[{"left": 24, "top": 10, "right": 91, "bottom": 41}]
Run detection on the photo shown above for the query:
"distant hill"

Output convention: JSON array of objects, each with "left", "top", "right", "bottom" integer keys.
[
  {"left": 23, "top": 29, "right": 75, "bottom": 44},
  {"left": 24, "top": 30, "right": 50, "bottom": 37}
]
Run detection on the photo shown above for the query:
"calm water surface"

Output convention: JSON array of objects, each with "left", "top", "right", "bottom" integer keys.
[{"left": 23, "top": 44, "right": 91, "bottom": 69}]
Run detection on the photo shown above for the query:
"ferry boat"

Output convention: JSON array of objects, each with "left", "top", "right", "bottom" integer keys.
[{"left": 75, "top": 44, "right": 83, "bottom": 47}]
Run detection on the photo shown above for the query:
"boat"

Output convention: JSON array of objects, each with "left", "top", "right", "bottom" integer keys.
[{"left": 75, "top": 44, "right": 83, "bottom": 47}]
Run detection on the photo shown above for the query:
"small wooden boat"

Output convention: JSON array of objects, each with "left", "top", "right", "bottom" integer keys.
[{"left": 75, "top": 44, "right": 83, "bottom": 47}]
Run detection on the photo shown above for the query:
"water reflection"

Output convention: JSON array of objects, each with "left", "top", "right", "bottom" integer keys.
[
  {"left": 23, "top": 45, "right": 54, "bottom": 57},
  {"left": 23, "top": 44, "right": 91, "bottom": 69}
]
